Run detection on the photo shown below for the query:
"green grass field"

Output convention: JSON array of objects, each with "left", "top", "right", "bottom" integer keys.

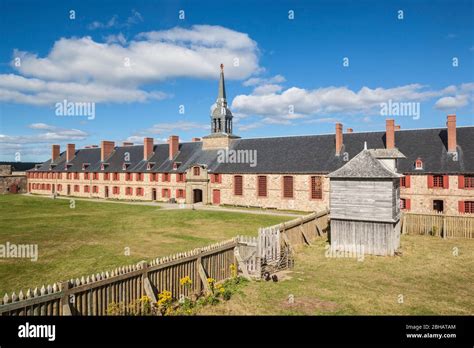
[
  {"left": 0, "top": 195, "right": 290, "bottom": 295},
  {"left": 198, "top": 236, "right": 474, "bottom": 315}
]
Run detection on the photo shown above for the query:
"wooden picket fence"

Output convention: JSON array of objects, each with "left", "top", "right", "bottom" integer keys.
[
  {"left": 402, "top": 212, "right": 474, "bottom": 239},
  {"left": 0, "top": 238, "right": 238, "bottom": 316}
]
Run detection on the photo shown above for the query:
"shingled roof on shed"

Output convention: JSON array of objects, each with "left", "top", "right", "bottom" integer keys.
[{"left": 328, "top": 149, "right": 403, "bottom": 179}]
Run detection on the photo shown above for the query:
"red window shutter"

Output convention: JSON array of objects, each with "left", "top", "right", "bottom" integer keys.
[
  {"left": 443, "top": 175, "right": 449, "bottom": 189},
  {"left": 406, "top": 199, "right": 411, "bottom": 210},
  {"left": 458, "top": 175, "right": 465, "bottom": 189},
  {"left": 427, "top": 175, "right": 434, "bottom": 188},
  {"left": 210, "top": 175, "right": 215, "bottom": 183},
  {"left": 405, "top": 175, "right": 411, "bottom": 188},
  {"left": 458, "top": 201, "right": 465, "bottom": 213}
]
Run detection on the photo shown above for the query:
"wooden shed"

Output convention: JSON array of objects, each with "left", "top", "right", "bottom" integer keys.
[{"left": 328, "top": 148, "right": 406, "bottom": 256}]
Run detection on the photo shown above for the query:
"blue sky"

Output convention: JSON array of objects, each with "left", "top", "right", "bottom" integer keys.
[{"left": 0, "top": 0, "right": 473, "bottom": 161}]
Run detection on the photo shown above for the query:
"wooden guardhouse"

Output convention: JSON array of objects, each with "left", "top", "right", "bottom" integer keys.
[{"left": 328, "top": 147, "right": 406, "bottom": 256}]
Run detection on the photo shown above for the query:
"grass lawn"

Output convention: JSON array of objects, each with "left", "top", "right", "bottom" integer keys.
[
  {"left": 0, "top": 195, "right": 290, "bottom": 295},
  {"left": 198, "top": 235, "right": 474, "bottom": 315}
]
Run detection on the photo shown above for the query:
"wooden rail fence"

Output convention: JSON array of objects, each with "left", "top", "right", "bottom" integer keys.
[{"left": 402, "top": 212, "right": 474, "bottom": 239}]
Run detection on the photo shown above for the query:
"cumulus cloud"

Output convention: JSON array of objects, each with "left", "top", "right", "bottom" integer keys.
[
  {"left": 0, "top": 74, "right": 168, "bottom": 105},
  {"left": 434, "top": 83, "right": 474, "bottom": 111},
  {"left": 1, "top": 25, "right": 261, "bottom": 106},
  {"left": 231, "top": 83, "right": 474, "bottom": 125},
  {"left": 0, "top": 123, "right": 89, "bottom": 161}
]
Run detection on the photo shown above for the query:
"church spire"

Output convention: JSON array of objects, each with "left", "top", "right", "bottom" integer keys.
[
  {"left": 211, "top": 63, "right": 233, "bottom": 134},
  {"left": 217, "top": 63, "right": 227, "bottom": 105}
]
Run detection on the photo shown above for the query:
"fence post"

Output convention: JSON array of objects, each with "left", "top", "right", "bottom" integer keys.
[
  {"left": 141, "top": 262, "right": 157, "bottom": 305},
  {"left": 402, "top": 214, "right": 407, "bottom": 235},
  {"left": 443, "top": 215, "right": 447, "bottom": 239},
  {"left": 60, "top": 281, "right": 72, "bottom": 316}
]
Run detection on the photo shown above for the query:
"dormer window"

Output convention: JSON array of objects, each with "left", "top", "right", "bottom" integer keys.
[
  {"left": 193, "top": 167, "right": 200, "bottom": 176},
  {"left": 173, "top": 162, "right": 181, "bottom": 170},
  {"left": 64, "top": 163, "right": 72, "bottom": 171},
  {"left": 122, "top": 163, "right": 130, "bottom": 170},
  {"left": 100, "top": 163, "right": 109, "bottom": 171},
  {"left": 49, "top": 164, "right": 56, "bottom": 170},
  {"left": 82, "top": 163, "right": 90, "bottom": 171},
  {"left": 146, "top": 162, "right": 155, "bottom": 171},
  {"left": 415, "top": 158, "right": 423, "bottom": 170},
  {"left": 34, "top": 164, "right": 41, "bottom": 171}
]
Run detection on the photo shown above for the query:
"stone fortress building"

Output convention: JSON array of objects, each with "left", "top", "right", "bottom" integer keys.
[{"left": 27, "top": 65, "right": 474, "bottom": 214}]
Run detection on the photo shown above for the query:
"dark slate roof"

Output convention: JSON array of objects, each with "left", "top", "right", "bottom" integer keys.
[
  {"left": 328, "top": 150, "right": 402, "bottom": 179},
  {"left": 27, "top": 126, "right": 474, "bottom": 175},
  {"left": 0, "top": 162, "right": 40, "bottom": 171}
]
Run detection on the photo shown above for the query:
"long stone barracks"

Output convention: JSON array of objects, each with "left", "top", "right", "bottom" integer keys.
[{"left": 27, "top": 66, "right": 474, "bottom": 214}]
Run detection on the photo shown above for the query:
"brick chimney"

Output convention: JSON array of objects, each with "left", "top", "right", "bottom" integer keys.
[
  {"left": 447, "top": 114, "right": 457, "bottom": 153},
  {"left": 386, "top": 119, "right": 395, "bottom": 149},
  {"left": 101, "top": 141, "right": 115, "bottom": 162},
  {"left": 346, "top": 128, "right": 353, "bottom": 133},
  {"left": 123, "top": 142, "right": 133, "bottom": 146},
  {"left": 144, "top": 137, "right": 154, "bottom": 160},
  {"left": 335, "top": 123, "right": 343, "bottom": 156},
  {"left": 66, "top": 144, "right": 75, "bottom": 162},
  {"left": 51, "top": 145, "right": 60, "bottom": 162},
  {"left": 192, "top": 137, "right": 201, "bottom": 142},
  {"left": 168, "top": 135, "right": 179, "bottom": 160}
]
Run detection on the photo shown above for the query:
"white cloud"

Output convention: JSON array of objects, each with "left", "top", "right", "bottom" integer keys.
[
  {"left": 0, "top": 124, "right": 89, "bottom": 161},
  {"left": 434, "top": 83, "right": 474, "bottom": 110},
  {"left": 2, "top": 25, "right": 261, "bottom": 106},
  {"left": 243, "top": 75, "right": 285, "bottom": 87},
  {"left": 231, "top": 83, "right": 473, "bottom": 124},
  {"left": 435, "top": 95, "right": 469, "bottom": 110},
  {"left": 0, "top": 74, "right": 168, "bottom": 105},
  {"left": 252, "top": 84, "right": 283, "bottom": 95}
]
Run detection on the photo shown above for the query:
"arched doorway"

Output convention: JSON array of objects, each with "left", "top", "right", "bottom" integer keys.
[{"left": 193, "top": 189, "right": 203, "bottom": 203}]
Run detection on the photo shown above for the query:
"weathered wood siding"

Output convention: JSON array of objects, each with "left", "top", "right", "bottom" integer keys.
[
  {"left": 330, "top": 179, "right": 397, "bottom": 222},
  {"left": 330, "top": 219, "right": 400, "bottom": 256}
]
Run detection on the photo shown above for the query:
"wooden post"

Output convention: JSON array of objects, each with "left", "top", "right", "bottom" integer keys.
[
  {"left": 196, "top": 249, "right": 203, "bottom": 296},
  {"left": 402, "top": 215, "right": 407, "bottom": 235},
  {"left": 60, "top": 281, "right": 73, "bottom": 316},
  {"left": 443, "top": 215, "right": 447, "bottom": 239},
  {"left": 197, "top": 260, "right": 211, "bottom": 295},
  {"left": 141, "top": 262, "right": 157, "bottom": 304}
]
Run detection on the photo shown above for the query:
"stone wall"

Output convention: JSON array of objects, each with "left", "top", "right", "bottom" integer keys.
[
  {"left": 27, "top": 171, "right": 473, "bottom": 214},
  {"left": 0, "top": 175, "right": 27, "bottom": 194},
  {"left": 400, "top": 175, "right": 473, "bottom": 215}
]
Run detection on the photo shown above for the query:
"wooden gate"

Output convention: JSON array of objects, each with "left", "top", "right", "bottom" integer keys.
[{"left": 235, "top": 226, "right": 283, "bottom": 279}]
